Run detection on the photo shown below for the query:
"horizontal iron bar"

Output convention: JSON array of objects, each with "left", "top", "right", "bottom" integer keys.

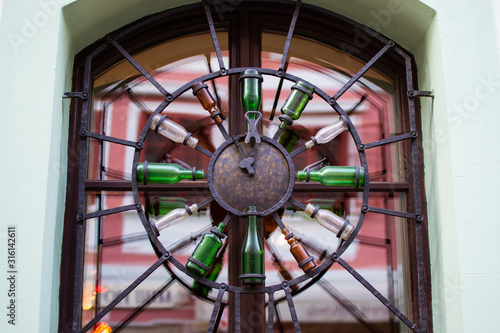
[
  {"left": 82, "top": 131, "right": 139, "bottom": 148},
  {"left": 336, "top": 257, "right": 420, "bottom": 332},
  {"left": 81, "top": 204, "right": 138, "bottom": 220},
  {"left": 63, "top": 91, "right": 88, "bottom": 100},
  {"left": 79, "top": 254, "right": 168, "bottom": 333},
  {"left": 363, "top": 132, "right": 415, "bottom": 150},
  {"left": 364, "top": 206, "right": 418, "bottom": 220},
  {"left": 84, "top": 180, "right": 410, "bottom": 192},
  {"left": 408, "top": 90, "right": 434, "bottom": 98}
]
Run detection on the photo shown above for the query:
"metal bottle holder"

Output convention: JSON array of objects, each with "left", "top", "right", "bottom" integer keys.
[{"left": 66, "top": 1, "right": 432, "bottom": 332}]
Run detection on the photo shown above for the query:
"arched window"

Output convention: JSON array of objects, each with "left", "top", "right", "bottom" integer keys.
[{"left": 60, "top": 1, "right": 432, "bottom": 332}]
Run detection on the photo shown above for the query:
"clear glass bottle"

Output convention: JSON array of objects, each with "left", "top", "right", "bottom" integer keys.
[
  {"left": 305, "top": 117, "right": 347, "bottom": 148},
  {"left": 150, "top": 114, "right": 198, "bottom": 148},
  {"left": 304, "top": 203, "right": 354, "bottom": 241},
  {"left": 149, "top": 204, "right": 198, "bottom": 235}
]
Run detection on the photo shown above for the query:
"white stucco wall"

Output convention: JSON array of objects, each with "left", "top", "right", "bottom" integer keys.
[{"left": 0, "top": 0, "right": 499, "bottom": 332}]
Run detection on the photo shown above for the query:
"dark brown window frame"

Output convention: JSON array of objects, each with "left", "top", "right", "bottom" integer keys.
[{"left": 59, "top": 1, "right": 432, "bottom": 332}]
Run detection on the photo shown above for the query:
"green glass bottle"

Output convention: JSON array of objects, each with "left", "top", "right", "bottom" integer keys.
[
  {"left": 297, "top": 166, "right": 365, "bottom": 187},
  {"left": 241, "top": 207, "right": 265, "bottom": 285},
  {"left": 137, "top": 162, "right": 204, "bottom": 184},
  {"left": 279, "top": 81, "right": 314, "bottom": 129},
  {"left": 192, "top": 257, "right": 224, "bottom": 296},
  {"left": 278, "top": 128, "right": 301, "bottom": 153},
  {"left": 240, "top": 69, "right": 263, "bottom": 115},
  {"left": 186, "top": 223, "right": 226, "bottom": 277}
]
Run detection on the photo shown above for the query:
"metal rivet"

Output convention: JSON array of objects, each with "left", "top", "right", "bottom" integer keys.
[
  {"left": 82, "top": 92, "right": 88, "bottom": 98},
  {"left": 79, "top": 130, "right": 87, "bottom": 136},
  {"left": 358, "top": 143, "right": 365, "bottom": 150},
  {"left": 411, "top": 131, "right": 418, "bottom": 138},
  {"left": 416, "top": 214, "right": 423, "bottom": 221},
  {"left": 136, "top": 142, "right": 144, "bottom": 149},
  {"left": 331, "top": 253, "right": 339, "bottom": 260},
  {"left": 277, "top": 69, "right": 284, "bottom": 76},
  {"left": 387, "top": 40, "right": 395, "bottom": 46},
  {"left": 361, "top": 205, "right": 369, "bottom": 213},
  {"left": 220, "top": 282, "right": 227, "bottom": 290},
  {"left": 135, "top": 204, "right": 142, "bottom": 210},
  {"left": 282, "top": 281, "right": 289, "bottom": 288},
  {"left": 407, "top": 90, "right": 415, "bottom": 97},
  {"left": 220, "top": 68, "right": 227, "bottom": 75},
  {"left": 106, "top": 36, "right": 114, "bottom": 43},
  {"left": 328, "top": 98, "right": 336, "bottom": 105},
  {"left": 164, "top": 252, "right": 171, "bottom": 259},
  {"left": 77, "top": 214, "right": 83, "bottom": 220}
]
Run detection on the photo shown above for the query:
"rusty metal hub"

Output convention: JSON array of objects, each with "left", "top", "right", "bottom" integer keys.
[{"left": 207, "top": 134, "right": 295, "bottom": 216}]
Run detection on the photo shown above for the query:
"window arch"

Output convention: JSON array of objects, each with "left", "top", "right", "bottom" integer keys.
[{"left": 60, "top": 1, "right": 432, "bottom": 332}]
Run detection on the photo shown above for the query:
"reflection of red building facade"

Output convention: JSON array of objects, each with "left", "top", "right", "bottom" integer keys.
[{"left": 81, "top": 32, "right": 408, "bottom": 333}]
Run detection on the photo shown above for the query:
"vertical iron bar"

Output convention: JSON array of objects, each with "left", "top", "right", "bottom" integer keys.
[
  {"left": 274, "top": 305, "right": 285, "bottom": 333},
  {"left": 278, "top": 0, "right": 302, "bottom": 74},
  {"left": 73, "top": 51, "right": 94, "bottom": 333},
  {"left": 282, "top": 282, "right": 301, "bottom": 333},
  {"left": 207, "top": 284, "right": 227, "bottom": 333},
  {"left": 203, "top": 1, "right": 226, "bottom": 72},
  {"left": 269, "top": 60, "right": 289, "bottom": 121},
  {"left": 403, "top": 51, "right": 427, "bottom": 331},
  {"left": 234, "top": 291, "right": 241, "bottom": 333},
  {"left": 267, "top": 292, "right": 275, "bottom": 333},
  {"left": 205, "top": 53, "right": 226, "bottom": 119}
]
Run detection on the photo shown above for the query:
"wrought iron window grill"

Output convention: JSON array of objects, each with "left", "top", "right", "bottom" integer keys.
[{"left": 61, "top": 1, "right": 432, "bottom": 332}]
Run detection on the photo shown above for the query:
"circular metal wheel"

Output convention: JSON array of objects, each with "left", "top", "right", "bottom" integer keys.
[{"left": 130, "top": 67, "right": 369, "bottom": 319}]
